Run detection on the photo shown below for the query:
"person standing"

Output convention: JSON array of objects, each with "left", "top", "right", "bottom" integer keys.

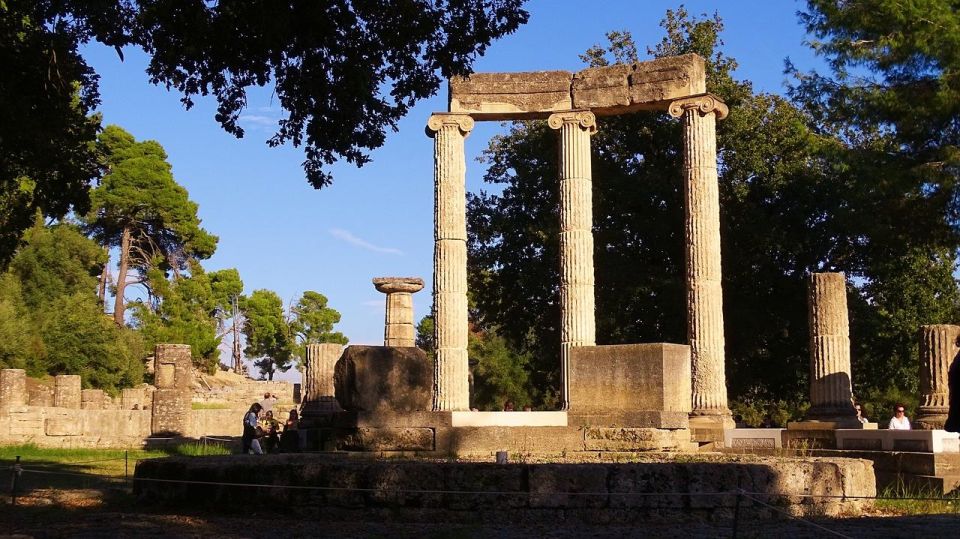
[
  {"left": 242, "top": 403, "right": 264, "bottom": 454},
  {"left": 888, "top": 404, "right": 911, "bottom": 430}
]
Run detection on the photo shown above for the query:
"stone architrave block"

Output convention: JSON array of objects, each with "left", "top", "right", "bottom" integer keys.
[
  {"left": 568, "top": 343, "right": 691, "bottom": 416},
  {"left": 334, "top": 346, "right": 433, "bottom": 413},
  {"left": 572, "top": 54, "right": 706, "bottom": 113},
  {"left": 449, "top": 70, "right": 573, "bottom": 119}
]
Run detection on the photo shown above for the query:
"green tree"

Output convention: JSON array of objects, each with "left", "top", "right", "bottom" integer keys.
[
  {"left": 241, "top": 289, "right": 293, "bottom": 380},
  {"left": 289, "top": 291, "right": 348, "bottom": 365},
  {"left": 469, "top": 328, "right": 538, "bottom": 411},
  {"left": 791, "top": 0, "right": 960, "bottom": 394},
  {"left": 132, "top": 263, "right": 242, "bottom": 373},
  {"left": 86, "top": 125, "right": 217, "bottom": 325}
]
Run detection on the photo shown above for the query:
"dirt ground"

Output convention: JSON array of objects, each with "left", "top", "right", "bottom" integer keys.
[{"left": 2, "top": 488, "right": 960, "bottom": 538}]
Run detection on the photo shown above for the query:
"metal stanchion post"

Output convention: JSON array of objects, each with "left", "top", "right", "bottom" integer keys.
[{"left": 9, "top": 456, "right": 21, "bottom": 505}]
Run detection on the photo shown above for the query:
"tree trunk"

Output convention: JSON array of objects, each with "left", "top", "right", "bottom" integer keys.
[
  {"left": 97, "top": 254, "right": 110, "bottom": 306},
  {"left": 113, "top": 226, "right": 132, "bottom": 326}
]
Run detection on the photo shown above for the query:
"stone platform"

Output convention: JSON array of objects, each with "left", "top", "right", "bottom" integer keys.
[{"left": 134, "top": 453, "right": 875, "bottom": 520}]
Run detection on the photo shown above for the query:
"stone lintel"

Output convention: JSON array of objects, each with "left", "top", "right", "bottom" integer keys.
[
  {"left": 449, "top": 54, "right": 708, "bottom": 120},
  {"left": 372, "top": 276, "right": 425, "bottom": 294}
]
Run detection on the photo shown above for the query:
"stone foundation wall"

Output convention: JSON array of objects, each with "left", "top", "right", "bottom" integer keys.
[{"left": 134, "top": 454, "right": 875, "bottom": 519}]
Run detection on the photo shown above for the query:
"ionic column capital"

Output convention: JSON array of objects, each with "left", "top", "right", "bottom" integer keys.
[
  {"left": 668, "top": 93, "right": 729, "bottom": 120},
  {"left": 426, "top": 113, "right": 475, "bottom": 137},
  {"left": 547, "top": 110, "right": 597, "bottom": 134}
]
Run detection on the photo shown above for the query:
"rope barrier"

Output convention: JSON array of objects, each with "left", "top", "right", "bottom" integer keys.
[{"left": 738, "top": 490, "right": 855, "bottom": 539}]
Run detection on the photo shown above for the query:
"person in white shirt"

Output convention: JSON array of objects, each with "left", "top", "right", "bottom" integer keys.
[
  {"left": 855, "top": 403, "right": 868, "bottom": 424},
  {"left": 888, "top": 404, "right": 911, "bottom": 430}
]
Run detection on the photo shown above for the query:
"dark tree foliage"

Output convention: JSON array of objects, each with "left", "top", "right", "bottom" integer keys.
[{"left": 0, "top": 1, "right": 528, "bottom": 267}]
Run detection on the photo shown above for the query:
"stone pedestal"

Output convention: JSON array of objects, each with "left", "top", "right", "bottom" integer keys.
[
  {"left": 302, "top": 343, "right": 343, "bottom": 421},
  {"left": 548, "top": 110, "right": 597, "bottom": 410},
  {"left": 334, "top": 346, "right": 434, "bottom": 414},
  {"left": 0, "top": 369, "right": 26, "bottom": 409},
  {"left": 803, "top": 272, "right": 859, "bottom": 426},
  {"left": 916, "top": 324, "right": 960, "bottom": 430},
  {"left": 567, "top": 343, "right": 690, "bottom": 429},
  {"left": 427, "top": 113, "right": 474, "bottom": 411},
  {"left": 373, "top": 277, "right": 425, "bottom": 347},
  {"left": 669, "top": 95, "right": 733, "bottom": 429},
  {"left": 54, "top": 375, "right": 81, "bottom": 409}
]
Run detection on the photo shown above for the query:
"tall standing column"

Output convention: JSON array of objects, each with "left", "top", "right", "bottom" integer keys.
[
  {"left": 548, "top": 110, "right": 597, "bottom": 410},
  {"left": 373, "top": 277, "right": 425, "bottom": 347},
  {"left": 669, "top": 95, "right": 732, "bottom": 426},
  {"left": 805, "top": 272, "right": 859, "bottom": 425},
  {"left": 427, "top": 113, "right": 474, "bottom": 411},
  {"left": 916, "top": 324, "right": 960, "bottom": 429}
]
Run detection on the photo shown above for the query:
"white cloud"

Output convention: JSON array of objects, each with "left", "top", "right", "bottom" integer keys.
[
  {"left": 238, "top": 114, "right": 276, "bottom": 126},
  {"left": 330, "top": 228, "right": 403, "bottom": 255}
]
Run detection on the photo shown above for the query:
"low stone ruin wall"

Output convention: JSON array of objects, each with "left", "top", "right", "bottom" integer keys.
[{"left": 134, "top": 454, "right": 875, "bottom": 520}]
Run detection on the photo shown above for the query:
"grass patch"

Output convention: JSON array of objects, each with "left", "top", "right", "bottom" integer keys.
[
  {"left": 876, "top": 481, "right": 960, "bottom": 515},
  {"left": 191, "top": 402, "right": 232, "bottom": 410}
]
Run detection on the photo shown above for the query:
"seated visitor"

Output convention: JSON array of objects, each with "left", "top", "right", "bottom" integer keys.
[
  {"left": 888, "top": 404, "right": 911, "bottom": 430},
  {"left": 280, "top": 409, "right": 300, "bottom": 452},
  {"left": 854, "top": 402, "right": 868, "bottom": 424},
  {"left": 262, "top": 410, "right": 281, "bottom": 453}
]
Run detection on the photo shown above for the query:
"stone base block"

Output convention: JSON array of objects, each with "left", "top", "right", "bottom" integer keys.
[
  {"left": 583, "top": 428, "right": 692, "bottom": 452},
  {"left": 723, "top": 429, "right": 785, "bottom": 450},
  {"left": 836, "top": 429, "right": 960, "bottom": 453},
  {"left": 568, "top": 411, "right": 688, "bottom": 429},
  {"left": 915, "top": 409, "right": 949, "bottom": 431},
  {"left": 334, "top": 346, "right": 433, "bottom": 413},
  {"left": 569, "top": 343, "right": 691, "bottom": 416},
  {"left": 336, "top": 427, "right": 435, "bottom": 452}
]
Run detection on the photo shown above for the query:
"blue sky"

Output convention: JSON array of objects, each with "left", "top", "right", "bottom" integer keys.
[{"left": 81, "top": 1, "right": 824, "bottom": 377}]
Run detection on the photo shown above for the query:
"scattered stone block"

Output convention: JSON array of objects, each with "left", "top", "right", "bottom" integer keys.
[
  {"left": 0, "top": 369, "right": 26, "bottom": 409},
  {"left": 334, "top": 346, "right": 433, "bottom": 413},
  {"left": 723, "top": 428, "right": 785, "bottom": 450},
  {"left": 81, "top": 389, "right": 105, "bottom": 410}
]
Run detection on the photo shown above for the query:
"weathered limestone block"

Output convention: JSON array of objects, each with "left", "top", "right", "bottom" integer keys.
[
  {"left": 669, "top": 94, "right": 732, "bottom": 429},
  {"left": 0, "top": 369, "right": 26, "bottom": 409},
  {"left": 81, "top": 389, "right": 105, "bottom": 410},
  {"left": 916, "top": 324, "right": 960, "bottom": 429},
  {"left": 303, "top": 343, "right": 343, "bottom": 418},
  {"left": 427, "top": 113, "right": 474, "bottom": 411},
  {"left": 373, "top": 277, "right": 425, "bottom": 347},
  {"left": 151, "top": 388, "right": 190, "bottom": 436},
  {"left": 449, "top": 70, "right": 573, "bottom": 119},
  {"left": 572, "top": 55, "right": 706, "bottom": 114},
  {"left": 53, "top": 375, "right": 81, "bottom": 409},
  {"left": 336, "top": 427, "right": 434, "bottom": 451},
  {"left": 548, "top": 110, "right": 597, "bottom": 409},
  {"left": 154, "top": 344, "right": 193, "bottom": 390},
  {"left": 45, "top": 414, "right": 82, "bottom": 436},
  {"left": 121, "top": 387, "right": 145, "bottom": 410},
  {"left": 334, "top": 346, "right": 433, "bottom": 414},
  {"left": 569, "top": 344, "right": 691, "bottom": 426},
  {"left": 583, "top": 428, "right": 693, "bottom": 452},
  {"left": 804, "top": 272, "right": 859, "bottom": 425},
  {"left": 27, "top": 383, "right": 53, "bottom": 407}
]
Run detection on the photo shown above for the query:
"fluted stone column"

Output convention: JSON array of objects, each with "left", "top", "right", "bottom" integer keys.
[
  {"left": 805, "top": 272, "right": 859, "bottom": 425},
  {"left": 54, "top": 374, "right": 82, "bottom": 409},
  {"left": 427, "top": 113, "right": 474, "bottom": 411},
  {"left": 548, "top": 110, "right": 597, "bottom": 410},
  {"left": 669, "top": 94, "right": 732, "bottom": 426},
  {"left": 916, "top": 324, "right": 960, "bottom": 429},
  {"left": 373, "top": 277, "right": 425, "bottom": 347},
  {"left": 0, "top": 369, "right": 26, "bottom": 409},
  {"left": 302, "top": 342, "right": 343, "bottom": 419}
]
